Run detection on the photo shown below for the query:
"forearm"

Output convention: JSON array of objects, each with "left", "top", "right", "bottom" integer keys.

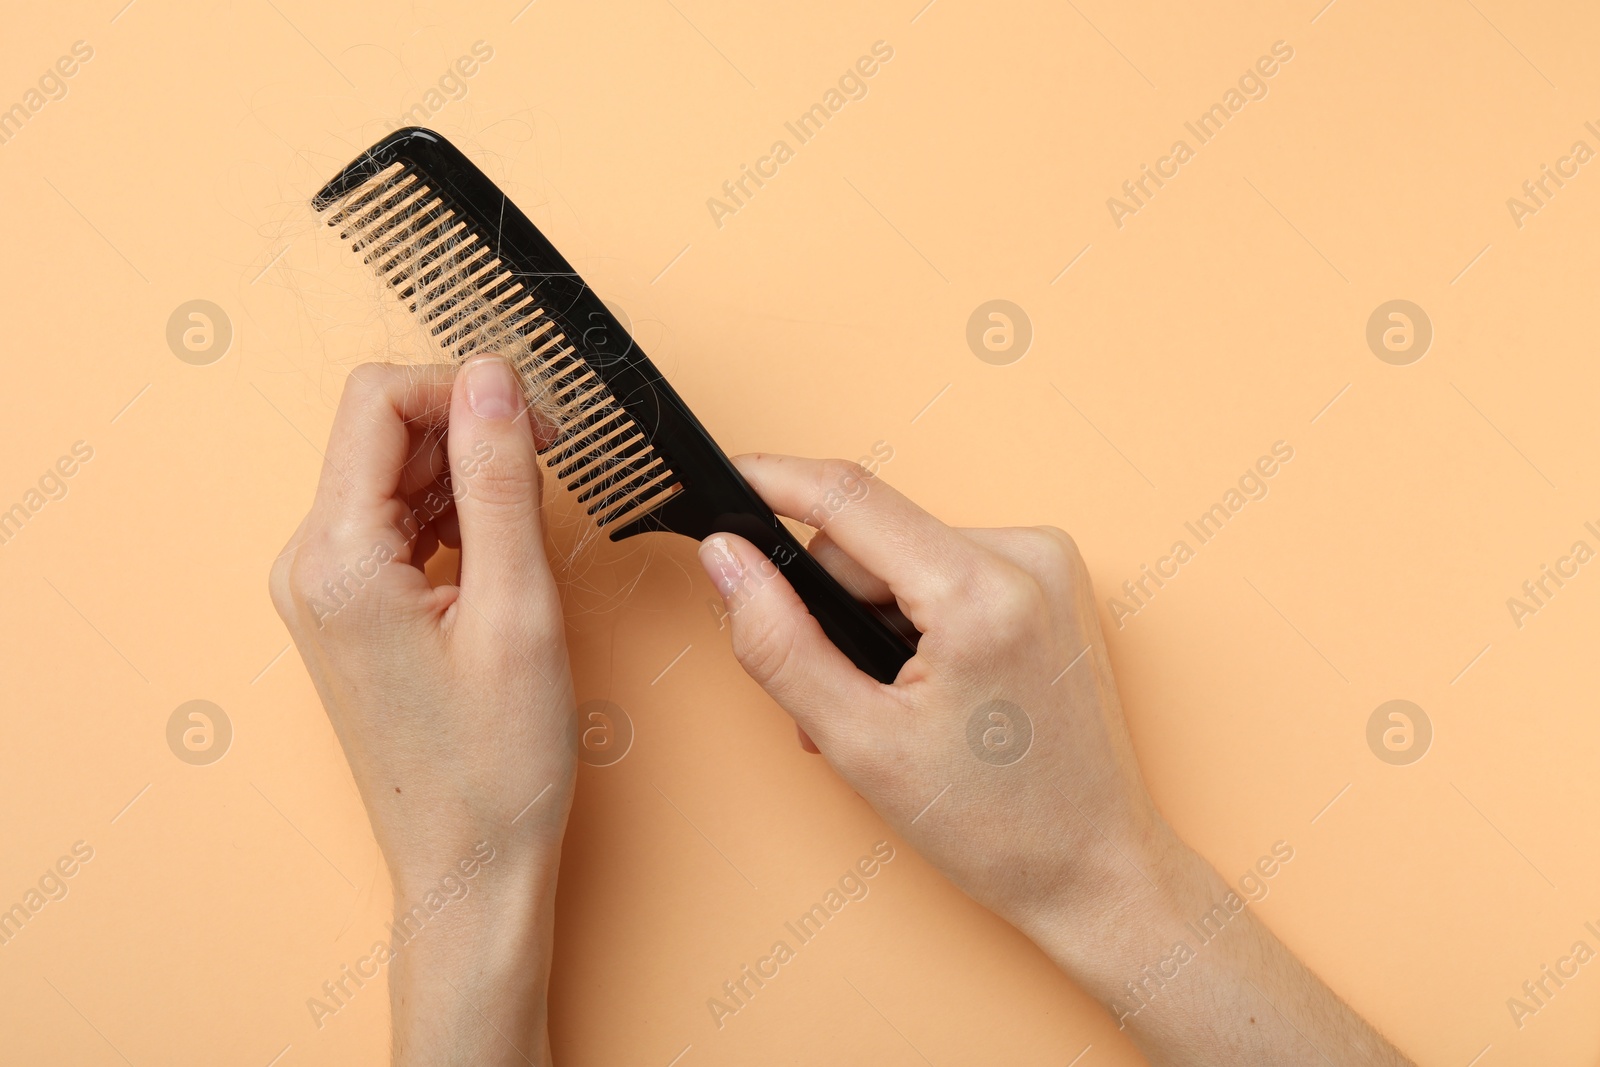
[
  {"left": 389, "top": 855, "right": 558, "bottom": 1066},
  {"left": 1025, "top": 827, "right": 1413, "bottom": 1066}
]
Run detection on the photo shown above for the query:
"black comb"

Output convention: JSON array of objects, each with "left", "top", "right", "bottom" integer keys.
[{"left": 313, "top": 128, "right": 916, "bottom": 684}]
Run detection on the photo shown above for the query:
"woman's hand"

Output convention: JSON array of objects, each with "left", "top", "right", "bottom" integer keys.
[
  {"left": 270, "top": 356, "right": 573, "bottom": 1066},
  {"left": 698, "top": 454, "right": 1156, "bottom": 939},
  {"left": 698, "top": 453, "right": 1412, "bottom": 1066}
]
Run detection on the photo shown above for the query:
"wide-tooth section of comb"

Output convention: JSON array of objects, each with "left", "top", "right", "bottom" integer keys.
[{"left": 316, "top": 162, "right": 684, "bottom": 530}]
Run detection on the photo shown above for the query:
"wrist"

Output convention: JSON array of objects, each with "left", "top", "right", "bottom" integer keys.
[
  {"left": 389, "top": 835, "right": 555, "bottom": 906},
  {"left": 388, "top": 844, "right": 559, "bottom": 1066},
  {"left": 374, "top": 764, "right": 574, "bottom": 905},
  {"left": 1018, "top": 816, "right": 1213, "bottom": 996}
]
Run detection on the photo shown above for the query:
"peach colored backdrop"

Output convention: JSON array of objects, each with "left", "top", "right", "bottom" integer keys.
[{"left": 3, "top": 1, "right": 1598, "bottom": 1064}]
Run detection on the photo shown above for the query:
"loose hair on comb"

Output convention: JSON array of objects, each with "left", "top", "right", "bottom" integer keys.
[
  {"left": 314, "top": 151, "right": 695, "bottom": 541},
  {"left": 318, "top": 160, "right": 566, "bottom": 427}
]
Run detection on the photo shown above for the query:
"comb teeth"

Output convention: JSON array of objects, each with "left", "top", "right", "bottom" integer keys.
[{"left": 318, "top": 163, "right": 683, "bottom": 529}]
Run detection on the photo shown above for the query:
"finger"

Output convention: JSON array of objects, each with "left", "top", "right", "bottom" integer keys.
[
  {"left": 804, "top": 529, "right": 919, "bottom": 643},
  {"left": 806, "top": 529, "right": 893, "bottom": 604},
  {"left": 394, "top": 420, "right": 455, "bottom": 559},
  {"left": 699, "top": 533, "right": 884, "bottom": 750},
  {"left": 316, "top": 363, "right": 456, "bottom": 544},
  {"left": 732, "top": 454, "right": 978, "bottom": 623},
  {"left": 393, "top": 474, "right": 454, "bottom": 566},
  {"left": 447, "top": 354, "right": 557, "bottom": 627},
  {"left": 959, "top": 526, "right": 1087, "bottom": 604},
  {"left": 797, "top": 723, "right": 820, "bottom": 754},
  {"left": 399, "top": 424, "right": 449, "bottom": 498}
]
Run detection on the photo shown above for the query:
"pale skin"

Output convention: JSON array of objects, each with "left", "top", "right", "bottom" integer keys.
[{"left": 271, "top": 357, "right": 1415, "bottom": 1066}]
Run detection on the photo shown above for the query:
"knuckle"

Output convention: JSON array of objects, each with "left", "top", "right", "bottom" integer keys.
[
  {"left": 991, "top": 567, "right": 1046, "bottom": 627},
  {"left": 268, "top": 549, "right": 295, "bottom": 619},
  {"left": 284, "top": 535, "right": 401, "bottom": 632},
  {"left": 1033, "top": 524, "right": 1081, "bottom": 562},
  {"left": 809, "top": 459, "right": 874, "bottom": 524},
  {"left": 332, "top": 363, "right": 404, "bottom": 425},
  {"left": 962, "top": 563, "right": 1047, "bottom": 647},
  {"left": 285, "top": 549, "right": 329, "bottom": 608},
  {"left": 818, "top": 458, "right": 871, "bottom": 487},
  {"left": 1023, "top": 525, "right": 1084, "bottom": 584},
  {"left": 347, "top": 361, "right": 399, "bottom": 395}
]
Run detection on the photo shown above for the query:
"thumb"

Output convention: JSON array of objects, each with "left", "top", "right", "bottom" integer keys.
[
  {"left": 699, "top": 533, "right": 883, "bottom": 754},
  {"left": 448, "top": 355, "right": 556, "bottom": 626}
]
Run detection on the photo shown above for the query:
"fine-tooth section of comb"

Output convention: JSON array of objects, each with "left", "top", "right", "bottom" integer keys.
[
  {"left": 315, "top": 147, "right": 686, "bottom": 532},
  {"left": 313, "top": 128, "right": 917, "bottom": 682}
]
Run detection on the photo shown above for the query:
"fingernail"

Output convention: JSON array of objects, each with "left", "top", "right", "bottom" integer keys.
[
  {"left": 466, "top": 356, "right": 521, "bottom": 420},
  {"left": 701, "top": 536, "right": 744, "bottom": 599}
]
